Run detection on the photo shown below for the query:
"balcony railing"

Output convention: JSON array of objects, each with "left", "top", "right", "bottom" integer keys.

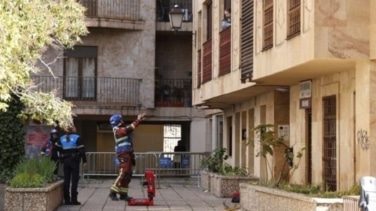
[
  {"left": 80, "top": 0, "right": 141, "bottom": 20},
  {"left": 155, "top": 79, "right": 192, "bottom": 107},
  {"left": 31, "top": 76, "right": 142, "bottom": 107},
  {"left": 157, "top": 0, "right": 192, "bottom": 22}
]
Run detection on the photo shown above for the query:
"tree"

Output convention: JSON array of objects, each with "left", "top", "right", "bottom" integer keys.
[
  {"left": 250, "top": 124, "right": 305, "bottom": 186},
  {"left": 0, "top": 0, "right": 88, "bottom": 128}
]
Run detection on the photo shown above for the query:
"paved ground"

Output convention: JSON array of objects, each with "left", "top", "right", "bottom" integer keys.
[{"left": 55, "top": 177, "right": 239, "bottom": 211}]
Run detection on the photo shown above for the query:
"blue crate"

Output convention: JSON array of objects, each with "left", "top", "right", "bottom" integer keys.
[
  {"left": 182, "top": 156, "right": 189, "bottom": 168},
  {"left": 159, "top": 157, "right": 173, "bottom": 168}
]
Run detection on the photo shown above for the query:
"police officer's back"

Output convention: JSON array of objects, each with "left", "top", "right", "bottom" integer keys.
[{"left": 56, "top": 125, "right": 87, "bottom": 205}]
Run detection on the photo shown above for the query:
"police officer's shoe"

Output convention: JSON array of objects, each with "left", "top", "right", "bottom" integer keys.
[
  {"left": 109, "top": 192, "right": 119, "bottom": 201},
  {"left": 70, "top": 200, "right": 81, "bottom": 205}
]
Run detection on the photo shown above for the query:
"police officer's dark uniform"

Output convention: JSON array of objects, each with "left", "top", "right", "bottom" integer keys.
[{"left": 56, "top": 126, "right": 87, "bottom": 205}]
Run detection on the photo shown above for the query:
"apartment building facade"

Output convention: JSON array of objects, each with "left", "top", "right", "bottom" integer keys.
[
  {"left": 27, "top": 1, "right": 208, "bottom": 159},
  {"left": 192, "top": 0, "right": 376, "bottom": 191}
]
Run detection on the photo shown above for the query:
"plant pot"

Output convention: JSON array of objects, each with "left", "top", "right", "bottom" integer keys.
[
  {"left": 5, "top": 180, "right": 64, "bottom": 211},
  {"left": 210, "top": 174, "right": 258, "bottom": 198},
  {"left": 200, "top": 170, "right": 212, "bottom": 192},
  {"left": 239, "top": 183, "right": 344, "bottom": 211}
]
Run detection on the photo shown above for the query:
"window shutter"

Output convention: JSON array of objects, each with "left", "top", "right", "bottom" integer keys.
[{"left": 240, "top": 0, "right": 254, "bottom": 83}]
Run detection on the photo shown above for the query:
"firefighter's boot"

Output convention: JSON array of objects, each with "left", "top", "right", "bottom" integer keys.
[
  {"left": 120, "top": 193, "right": 133, "bottom": 201},
  {"left": 109, "top": 192, "right": 119, "bottom": 201}
]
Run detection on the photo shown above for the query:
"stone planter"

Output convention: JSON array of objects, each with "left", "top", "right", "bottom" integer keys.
[
  {"left": 210, "top": 174, "right": 259, "bottom": 198},
  {"left": 240, "top": 183, "right": 343, "bottom": 211},
  {"left": 5, "top": 180, "right": 64, "bottom": 211},
  {"left": 199, "top": 170, "right": 213, "bottom": 192}
]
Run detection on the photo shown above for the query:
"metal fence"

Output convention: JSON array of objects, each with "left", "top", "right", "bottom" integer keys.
[{"left": 81, "top": 151, "right": 209, "bottom": 187}]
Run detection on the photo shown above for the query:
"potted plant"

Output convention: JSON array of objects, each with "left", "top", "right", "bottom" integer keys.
[
  {"left": 5, "top": 156, "right": 63, "bottom": 211},
  {"left": 200, "top": 148, "right": 258, "bottom": 197}
]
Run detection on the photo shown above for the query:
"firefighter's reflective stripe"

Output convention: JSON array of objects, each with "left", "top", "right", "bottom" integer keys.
[{"left": 113, "top": 127, "right": 133, "bottom": 152}]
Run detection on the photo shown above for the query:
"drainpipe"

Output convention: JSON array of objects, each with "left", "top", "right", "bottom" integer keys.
[{"left": 353, "top": 90, "right": 356, "bottom": 184}]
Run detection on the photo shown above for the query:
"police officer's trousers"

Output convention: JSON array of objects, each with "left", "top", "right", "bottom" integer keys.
[{"left": 63, "top": 156, "right": 81, "bottom": 202}]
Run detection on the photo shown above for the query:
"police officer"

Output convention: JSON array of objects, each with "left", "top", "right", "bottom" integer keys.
[
  {"left": 109, "top": 113, "right": 145, "bottom": 201},
  {"left": 56, "top": 125, "right": 87, "bottom": 205},
  {"left": 40, "top": 129, "right": 60, "bottom": 175}
]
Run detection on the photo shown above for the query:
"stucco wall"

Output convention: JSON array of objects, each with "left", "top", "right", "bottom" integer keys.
[{"left": 289, "top": 69, "right": 356, "bottom": 190}]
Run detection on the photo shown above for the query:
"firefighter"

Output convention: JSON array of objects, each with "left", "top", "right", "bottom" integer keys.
[
  {"left": 109, "top": 113, "right": 145, "bottom": 201},
  {"left": 55, "top": 125, "right": 87, "bottom": 205},
  {"left": 40, "top": 128, "right": 60, "bottom": 175}
]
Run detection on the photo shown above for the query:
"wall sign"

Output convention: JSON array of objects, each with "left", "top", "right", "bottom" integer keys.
[
  {"left": 299, "top": 80, "right": 312, "bottom": 99},
  {"left": 299, "top": 80, "right": 312, "bottom": 109},
  {"left": 300, "top": 98, "right": 311, "bottom": 109}
]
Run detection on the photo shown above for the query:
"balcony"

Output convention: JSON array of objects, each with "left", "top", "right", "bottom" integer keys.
[
  {"left": 31, "top": 76, "right": 142, "bottom": 108},
  {"left": 155, "top": 79, "right": 192, "bottom": 107},
  {"left": 156, "top": 0, "right": 192, "bottom": 31},
  {"left": 80, "top": 0, "right": 145, "bottom": 30}
]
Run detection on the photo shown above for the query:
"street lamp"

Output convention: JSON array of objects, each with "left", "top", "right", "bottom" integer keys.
[{"left": 169, "top": 4, "right": 184, "bottom": 32}]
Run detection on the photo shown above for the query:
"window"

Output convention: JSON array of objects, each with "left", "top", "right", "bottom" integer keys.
[
  {"left": 216, "top": 115, "right": 223, "bottom": 149},
  {"left": 206, "top": 2, "right": 212, "bottom": 41},
  {"left": 224, "top": 0, "right": 231, "bottom": 10},
  {"left": 64, "top": 46, "right": 97, "bottom": 100},
  {"left": 263, "top": 0, "right": 273, "bottom": 50},
  {"left": 287, "top": 0, "right": 301, "bottom": 39},
  {"left": 322, "top": 96, "right": 337, "bottom": 191},
  {"left": 227, "top": 116, "right": 233, "bottom": 157},
  {"left": 163, "top": 124, "right": 182, "bottom": 153},
  {"left": 197, "top": 50, "right": 201, "bottom": 88}
]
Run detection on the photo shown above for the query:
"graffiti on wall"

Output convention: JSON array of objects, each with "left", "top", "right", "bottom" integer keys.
[{"left": 357, "top": 129, "right": 370, "bottom": 150}]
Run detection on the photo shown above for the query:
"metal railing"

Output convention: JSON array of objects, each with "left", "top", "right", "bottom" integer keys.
[
  {"left": 80, "top": 0, "right": 141, "bottom": 20},
  {"left": 157, "top": 0, "right": 192, "bottom": 22},
  {"left": 31, "top": 76, "right": 142, "bottom": 107},
  {"left": 81, "top": 151, "right": 209, "bottom": 187},
  {"left": 155, "top": 79, "right": 192, "bottom": 107}
]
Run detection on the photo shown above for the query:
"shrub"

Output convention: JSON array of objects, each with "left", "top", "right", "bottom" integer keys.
[
  {"left": 200, "top": 148, "right": 249, "bottom": 176},
  {"left": 9, "top": 157, "right": 58, "bottom": 188},
  {"left": 0, "top": 95, "right": 25, "bottom": 183},
  {"left": 253, "top": 180, "right": 360, "bottom": 198},
  {"left": 200, "top": 148, "right": 227, "bottom": 173},
  {"left": 10, "top": 173, "right": 44, "bottom": 188}
]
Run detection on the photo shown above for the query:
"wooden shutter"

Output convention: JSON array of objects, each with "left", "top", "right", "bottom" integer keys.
[
  {"left": 263, "top": 0, "right": 273, "bottom": 50},
  {"left": 219, "top": 27, "right": 231, "bottom": 76},
  {"left": 202, "top": 40, "right": 212, "bottom": 83},
  {"left": 240, "top": 0, "right": 254, "bottom": 83}
]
